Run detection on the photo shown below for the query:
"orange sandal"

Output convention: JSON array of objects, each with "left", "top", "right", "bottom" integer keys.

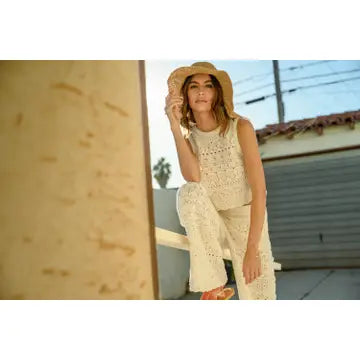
[
  {"left": 216, "top": 287, "right": 235, "bottom": 300},
  {"left": 200, "top": 287, "right": 235, "bottom": 300}
]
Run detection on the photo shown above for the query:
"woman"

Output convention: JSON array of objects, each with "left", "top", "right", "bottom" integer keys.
[{"left": 165, "top": 62, "right": 277, "bottom": 300}]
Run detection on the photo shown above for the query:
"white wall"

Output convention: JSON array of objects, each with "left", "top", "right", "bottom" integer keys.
[{"left": 259, "top": 125, "right": 360, "bottom": 159}]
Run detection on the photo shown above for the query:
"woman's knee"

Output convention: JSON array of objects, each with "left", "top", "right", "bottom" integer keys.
[
  {"left": 176, "top": 182, "right": 208, "bottom": 222},
  {"left": 177, "top": 181, "right": 207, "bottom": 203}
]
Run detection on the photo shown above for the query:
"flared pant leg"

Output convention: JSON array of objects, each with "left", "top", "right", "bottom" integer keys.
[
  {"left": 219, "top": 204, "right": 277, "bottom": 300},
  {"left": 176, "top": 182, "right": 229, "bottom": 292}
]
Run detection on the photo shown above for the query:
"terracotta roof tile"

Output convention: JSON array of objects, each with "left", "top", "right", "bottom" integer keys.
[{"left": 255, "top": 109, "right": 360, "bottom": 144}]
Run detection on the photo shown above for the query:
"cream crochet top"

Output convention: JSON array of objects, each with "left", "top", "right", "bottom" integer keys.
[{"left": 187, "top": 117, "right": 252, "bottom": 211}]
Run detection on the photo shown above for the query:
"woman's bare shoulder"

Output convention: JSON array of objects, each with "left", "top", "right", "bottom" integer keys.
[
  {"left": 237, "top": 116, "right": 253, "bottom": 129},
  {"left": 236, "top": 116, "right": 256, "bottom": 139}
]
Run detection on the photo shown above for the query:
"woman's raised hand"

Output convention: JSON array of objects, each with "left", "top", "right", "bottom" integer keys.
[{"left": 164, "top": 94, "right": 184, "bottom": 130}]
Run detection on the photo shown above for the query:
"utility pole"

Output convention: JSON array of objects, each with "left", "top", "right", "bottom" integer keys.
[{"left": 273, "top": 60, "right": 285, "bottom": 123}]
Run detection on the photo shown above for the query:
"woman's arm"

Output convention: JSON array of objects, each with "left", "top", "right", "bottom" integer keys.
[
  {"left": 237, "top": 118, "right": 267, "bottom": 252},
  {"left": 172, "top": 125, "right": 201, "bottom": 182}
]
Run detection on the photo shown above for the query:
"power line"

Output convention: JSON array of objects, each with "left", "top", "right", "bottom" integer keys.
[
  {"left": 325, "top": 62, "right": 360, "bottom": 102},
  {"left": 234, "top": 75, "right": 360, "bottom": 106},
  {"left": 283, "top": 67, "right": 360, "bottom": 83},
  {"left": 232, "top": 60, "right": 335, "bottom": 86},
  {"left": 284, "top": 60, "right": 335, "bottom": 72},
  {"left": 293, "top": 75, "right": 360, "bottom": 92},
  {"left": 310, "top": 89, "right": 360, "bottom": 95},
  {"left": 234, "top": 67, "right": 360, "bottom": 97}
]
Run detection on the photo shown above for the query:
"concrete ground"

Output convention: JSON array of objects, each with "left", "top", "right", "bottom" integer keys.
[{"left": 177, "top": 268, "right": 360, "bottom": 300}]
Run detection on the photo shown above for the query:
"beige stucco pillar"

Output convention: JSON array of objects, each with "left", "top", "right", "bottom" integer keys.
[{"left": 0, "top": 60, "right": 158, "bottom": 299}]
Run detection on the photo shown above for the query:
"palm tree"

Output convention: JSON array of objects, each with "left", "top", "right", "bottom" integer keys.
[{"left": 153, "top": 157, "right": 172, "bottom": 189}]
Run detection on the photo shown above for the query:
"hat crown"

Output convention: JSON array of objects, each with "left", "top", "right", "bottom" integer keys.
[{"left": 191, "top": 61, "right": 217, "bottom": 70}]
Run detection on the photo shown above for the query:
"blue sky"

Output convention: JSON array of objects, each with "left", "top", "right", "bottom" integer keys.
[{"left": 145, "top": 60, "right": 360, "bottom": 189}]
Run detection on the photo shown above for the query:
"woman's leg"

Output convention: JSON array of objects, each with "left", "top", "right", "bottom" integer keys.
[
  {"left": 219, "top": 205, "right": 277, "bottom": 300},
  {"left": 176, "top": 182, "right": 228, "bottom": 293}
]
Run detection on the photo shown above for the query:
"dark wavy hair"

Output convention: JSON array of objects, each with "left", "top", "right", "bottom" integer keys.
[{"left": 179, "top": 74, "right": 233, "bottom": 138}]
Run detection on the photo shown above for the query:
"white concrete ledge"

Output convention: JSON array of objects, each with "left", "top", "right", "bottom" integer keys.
[{"left": 155, "top": 227, "right": 282, "bottom": 271}]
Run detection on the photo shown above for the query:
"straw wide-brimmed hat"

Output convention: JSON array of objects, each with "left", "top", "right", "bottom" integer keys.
[{"left": 167, "top": 61, "right": 241, "bottom": 120}]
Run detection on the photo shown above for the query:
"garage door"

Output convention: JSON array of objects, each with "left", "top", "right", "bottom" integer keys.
[{"left": 263, "top": 148, "right": 360, "bottom": 269}]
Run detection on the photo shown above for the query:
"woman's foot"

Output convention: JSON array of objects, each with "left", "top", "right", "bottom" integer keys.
[
  {"left": 200, "top": 285, "right": 223, "bottom": 300},
  {"left": 200, "top": 285, "right": 235, "bottom": 300},
  {"left": 200, "top": 285, "right": 226, "bottom": 300},
  {"left": 216, "top": 287, "right": 235, "bottom": 300}
]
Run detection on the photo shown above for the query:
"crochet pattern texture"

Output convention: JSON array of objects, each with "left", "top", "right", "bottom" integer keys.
[{"left": 188, "top": 117, "right": 253, "bottom": 211}]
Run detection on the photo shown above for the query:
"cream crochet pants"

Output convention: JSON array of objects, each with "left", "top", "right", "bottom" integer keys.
[{"left": 176, "top": 182, "right": 277, "bottom": 300}]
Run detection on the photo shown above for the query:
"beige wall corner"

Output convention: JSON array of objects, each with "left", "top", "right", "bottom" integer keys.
[{"left": 0, "top": 60, "right": 159, "bottom": 299}]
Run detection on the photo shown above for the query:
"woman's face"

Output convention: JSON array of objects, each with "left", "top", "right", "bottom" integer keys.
[{"left": 187, "top": 73, "right": 216, "bottom": 113}]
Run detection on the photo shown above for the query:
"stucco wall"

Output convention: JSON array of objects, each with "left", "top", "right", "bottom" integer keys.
[{"left": 0, "top": 60, "right": 157, "bottom": 299}]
